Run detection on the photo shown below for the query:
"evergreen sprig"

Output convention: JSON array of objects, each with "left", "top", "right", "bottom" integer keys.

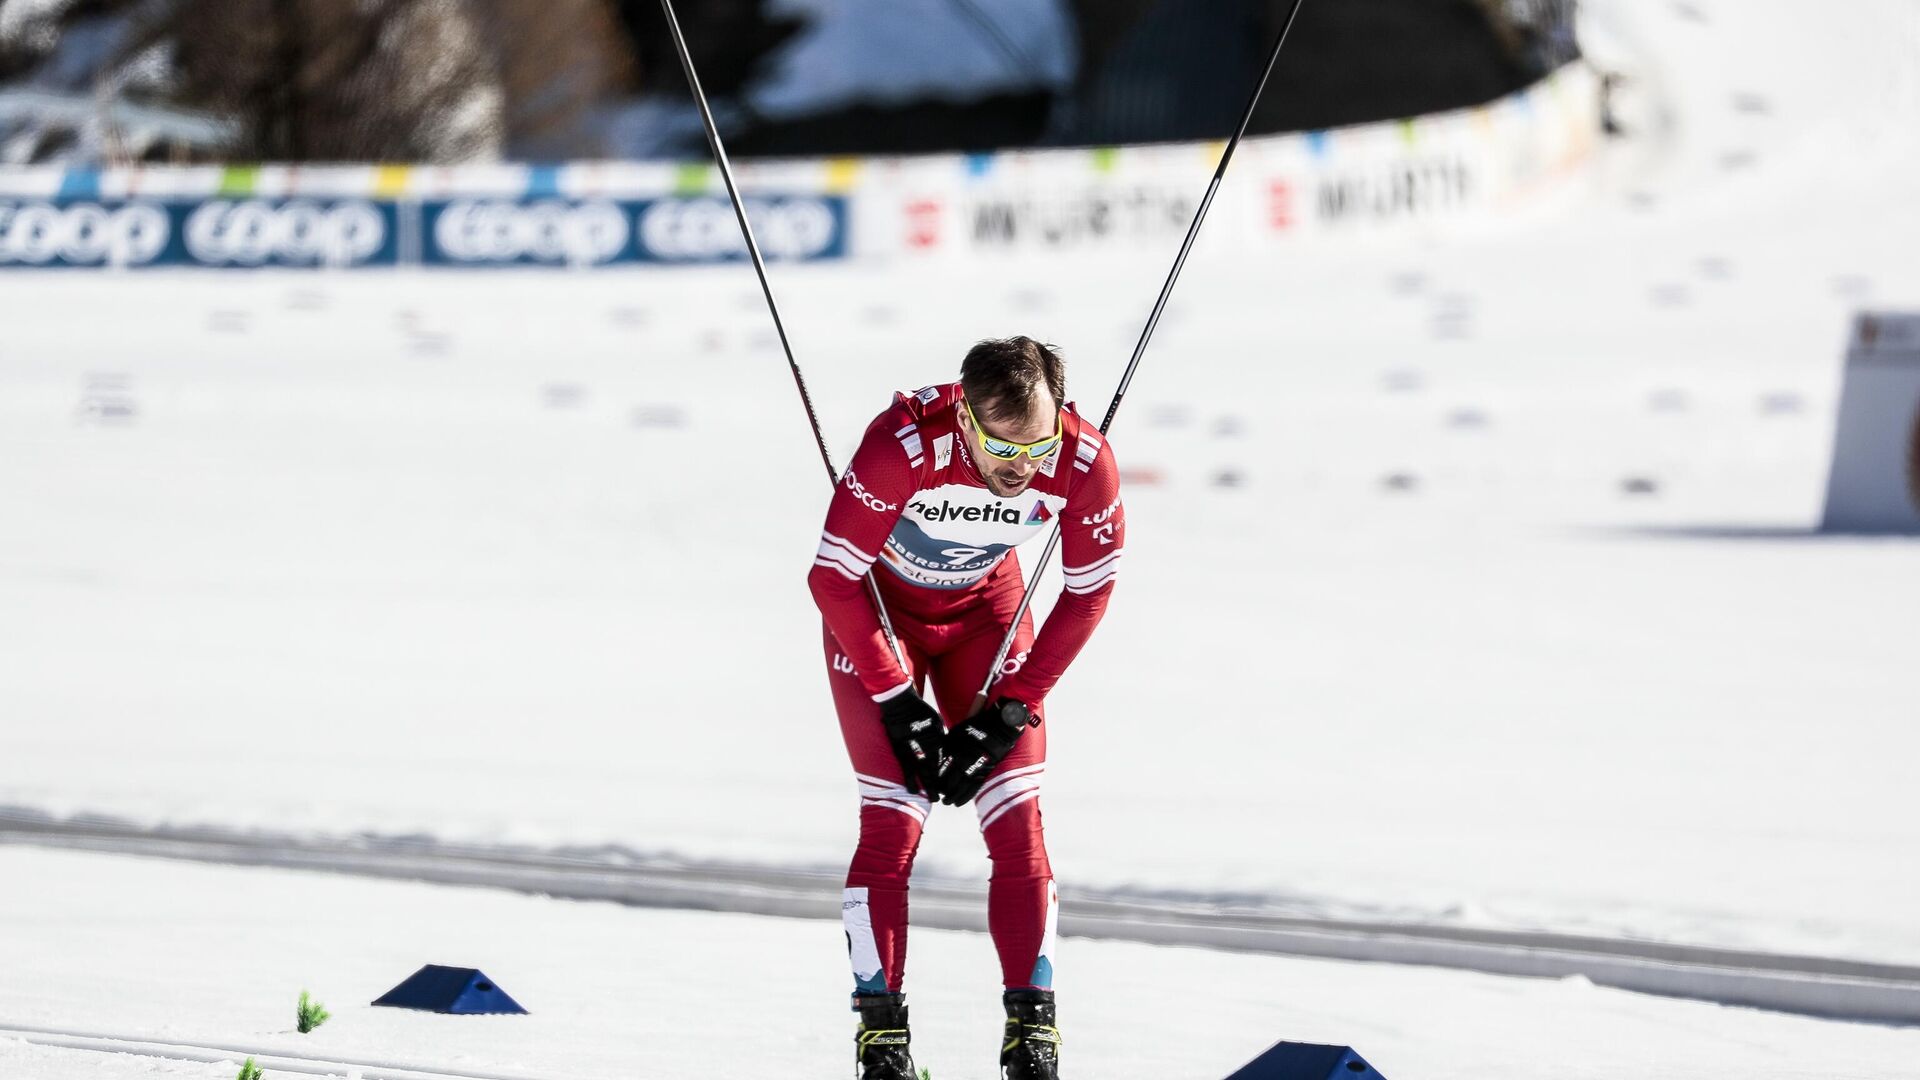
[
  {"left": 237, "top": 1057, "right": 264, "bottom": 1080},
  {"left": 296, "top": 989, "right": 331, "bottom": 1033}
]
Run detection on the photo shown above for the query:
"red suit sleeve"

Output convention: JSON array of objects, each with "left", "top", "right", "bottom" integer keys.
[
  {"left": 993, "top": 427, "right": 1125, "bottom": 709},
  {"left": 807, "top": 413, "right": 921, "bottom": 700}
]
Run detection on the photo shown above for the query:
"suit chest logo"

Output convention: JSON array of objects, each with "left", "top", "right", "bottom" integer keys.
[
  {"left": 906, "top": 496, "right": 1056, "bottom": 527},
  {"left": 908, "top": 499, "right": 1021, "bottom": 524}
]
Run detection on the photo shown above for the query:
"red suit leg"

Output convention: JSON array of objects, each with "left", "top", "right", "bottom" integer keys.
[
  {"left": 826, "top": 622, "right": 930, "bottom": 994},
  {"left": 980, "top": 797, "right": 1057, "bottom": 989},
  {"left": 926, "top": 581, "right": 1056, "bottom": 990}
]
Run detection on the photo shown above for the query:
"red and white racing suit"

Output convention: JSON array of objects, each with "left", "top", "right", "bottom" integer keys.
[{"left": 808, "top": 382, "right": 1125, "bottom": 995}]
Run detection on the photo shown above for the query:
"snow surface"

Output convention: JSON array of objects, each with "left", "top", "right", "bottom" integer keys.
[
  {"left": 1, "top": 4, "right": 1918, "bottom": 1062},
  {"left": 4, "top": 847, "right": 1920, "bottom": 1080}
]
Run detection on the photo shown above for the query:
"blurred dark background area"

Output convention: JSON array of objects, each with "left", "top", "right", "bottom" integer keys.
[{"left": 0, "top": 0, "right": 1578, "bottom": 164}]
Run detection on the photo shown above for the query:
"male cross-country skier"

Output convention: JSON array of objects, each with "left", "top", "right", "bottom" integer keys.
[{"left": 808, "top": 337, "right": 1125, "bottom": 1080}]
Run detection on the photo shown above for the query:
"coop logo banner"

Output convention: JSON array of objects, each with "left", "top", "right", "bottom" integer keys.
[
  {"left": 420, "top": 195, "right": 848, "bottom": 267},
  {"left": 424, "top": 199, "right": 630, "bottom": 266},
  {"left": 181, "top": 199, "right": 397, "bottom": 267},
  {"left": 0, "top": 198, "right": 397, "bottom": 269},
  {"left": 635, "top": 196, "right": 846, "bottom": 263},
  {"left": 3, "top": 193, "right": 847, "bottom": 269},
  {"left": 0, "top": 200, "right": 171, "bottom": 268}
]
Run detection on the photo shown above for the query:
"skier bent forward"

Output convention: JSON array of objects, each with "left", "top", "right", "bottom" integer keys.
[{"left": 808, "top": 336, "right": 1126, "bottom": 1080}]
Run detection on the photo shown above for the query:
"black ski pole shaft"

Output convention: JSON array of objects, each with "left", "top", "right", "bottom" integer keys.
[
  {"left": 974, "top": 0, "right": 1310, "bottom": 707},
  {"left": 657, "top": 0, "right": 906, "bottom": 665}
]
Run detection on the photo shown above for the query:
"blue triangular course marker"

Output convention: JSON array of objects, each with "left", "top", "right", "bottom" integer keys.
[
  {"left": 1224, "top": 1042, "right": 1386, "bottom": 1080},
  {"left": 371, "top": 965, "right": 528, "bottom": 1015}
]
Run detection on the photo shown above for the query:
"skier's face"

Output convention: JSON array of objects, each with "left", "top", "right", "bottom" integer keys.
[{"left": 961, "top": 394, "right": 1060, "bottom": 498}]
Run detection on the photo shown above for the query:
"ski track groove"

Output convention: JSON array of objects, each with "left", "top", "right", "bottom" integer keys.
[
  {"left": 0, "top": 1022, "right": 559, "bottom": 1080},
  {"left": 4, "top": 805, "right": 1919, "bottom": 1028}
]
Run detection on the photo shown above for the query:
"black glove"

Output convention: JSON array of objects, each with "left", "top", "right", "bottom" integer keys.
[
  {"left": 878, "top": 689, "right": 945, "bottom": 797},
  {"left": 937, "top": 698, "right": 1036, "bottom": 806}
]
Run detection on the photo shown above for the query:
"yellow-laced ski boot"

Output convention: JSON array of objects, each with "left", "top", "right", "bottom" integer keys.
[
  {"left": 1000, "top": 989, "right": 1060, "bottom": 1079},
  {"left": 854, "top": 992, "right": 919, "bottom": 1080}
]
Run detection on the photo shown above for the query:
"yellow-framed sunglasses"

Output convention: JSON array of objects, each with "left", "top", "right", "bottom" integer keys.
[{"left": 962, "top": 398, "right": 1064, "bottom": 462}]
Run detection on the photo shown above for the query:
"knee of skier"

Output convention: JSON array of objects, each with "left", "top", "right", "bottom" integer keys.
[
  {"left": 981, "top": 800, "right": 1052, "bottom": 880},
  {"left": 849, "top": 803, "right": 924, "bottom": 884}
]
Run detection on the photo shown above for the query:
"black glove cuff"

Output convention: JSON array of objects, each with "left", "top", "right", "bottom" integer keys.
[{"left": 879, "top": 691, "right": 928, "bottom": 724}]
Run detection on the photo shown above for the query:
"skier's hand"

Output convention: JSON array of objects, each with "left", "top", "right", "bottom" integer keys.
[
  {"left": 936, "top": 698, "right": 1035, "bottom": 805},
  {"left": 878, "top": 689, "right": 946, "bottom": 797}
]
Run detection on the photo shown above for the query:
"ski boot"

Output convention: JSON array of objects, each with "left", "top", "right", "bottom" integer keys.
[
  {"left": 1000, "top": 988, "right": 1061, "bottom": 1079},
  {"left": 854, "top": 992, "right": 919, "bottom": 1080}
]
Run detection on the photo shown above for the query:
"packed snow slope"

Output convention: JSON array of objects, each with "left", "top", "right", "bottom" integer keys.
[
  {"left": 5, "top": 847, "right": 1920, "bottom": 1080},
  {"left": 2, "top": 0, "right": 1918, "bottom": 971}
]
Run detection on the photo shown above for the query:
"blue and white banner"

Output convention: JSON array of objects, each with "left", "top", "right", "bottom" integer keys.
[
  {"left": 0, "top": 198, "right": 400, "bottom": 269},
  {"left": 0, "top": 200, "right": 171, "bottom": 267},
  {"left": 420, "top": 195, "right": 847, "bottom": 267},
  {"left": 0, "top": 193, "right": 846, "bottom": 269},
  {"left": 178, "top": 199, "right": 399, "bottom": 267}
]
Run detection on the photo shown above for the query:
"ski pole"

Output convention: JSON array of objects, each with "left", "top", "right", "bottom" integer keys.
[
  {"left": 974, "top": 0, "right": 1311, "bottom": 707},
  {"left": 657, "top": 0, "right": 907, "bottom": 667}
]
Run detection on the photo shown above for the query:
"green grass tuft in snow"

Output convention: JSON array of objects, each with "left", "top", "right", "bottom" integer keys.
[{"left": 296, "top": 989, "right": 330, "bottom": 1033}]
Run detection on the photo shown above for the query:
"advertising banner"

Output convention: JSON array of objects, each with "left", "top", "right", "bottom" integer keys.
[
  {"left": 0, "top": 193, "right": 845, "bottom": 269},
  {"left": 0, "top": 198, "right": 400, "bottom": 269},
  {"left": 419, "top": 195, "right": 847, "bottom": 267},
  {"left": 877, "top": 63, "right": 1596, "bottom": 259},
  {"left": 0, "top": 63, "right": 1593, "bottom": 270},
  {"left": 959, "top": 183, "right": 1199, "bottom": 253}
]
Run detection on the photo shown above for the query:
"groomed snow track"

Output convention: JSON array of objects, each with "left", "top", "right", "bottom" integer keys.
[
  {"left": 4, "top": 806, "right": 1917, "bottom": 1027},
  {"left": 0, "top": 1022, "right": 550, "bottom": 1080}
]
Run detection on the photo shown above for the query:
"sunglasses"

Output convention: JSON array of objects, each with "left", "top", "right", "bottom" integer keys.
[{"left": 962, "top": 398, "right": 1063, "bottom": 462}]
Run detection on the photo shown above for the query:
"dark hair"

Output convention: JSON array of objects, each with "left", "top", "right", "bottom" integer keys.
[{"left": 959, "top": 336, "right": 1065, "bottom": 423}]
